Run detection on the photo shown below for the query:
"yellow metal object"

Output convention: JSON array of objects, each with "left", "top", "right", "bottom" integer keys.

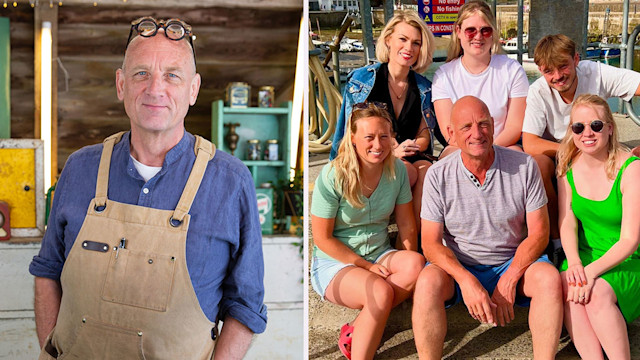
[{"left": 0, "top": 149, "right": 36, "bottom": 228}]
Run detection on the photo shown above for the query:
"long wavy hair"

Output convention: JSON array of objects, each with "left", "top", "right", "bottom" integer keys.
[
  {"left": 446, "top": 0, "right": 503, "bottom": 62},
  {"left": 332, "top": 103, "right": 396, "bottom": 208},
  {"left": 375, "top": 10, "right": 435, "bottom": 74},
  {"left": 556, "top": 94, "right": 628, "bottom": 179}
]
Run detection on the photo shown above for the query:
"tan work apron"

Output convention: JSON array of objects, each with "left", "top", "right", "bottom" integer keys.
[{"left": 40, "top": 132, "right": 218, "bottom": 359}]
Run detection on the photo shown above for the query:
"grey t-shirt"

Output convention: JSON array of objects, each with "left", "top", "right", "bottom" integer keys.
[{"left": 421, "top": 146, "right": 547, "bottom": 266}]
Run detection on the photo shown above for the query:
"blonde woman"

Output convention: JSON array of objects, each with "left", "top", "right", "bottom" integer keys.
[
  {"left": 433, "top": 0, "right": 528, "bottom": 157},
  {"left": 313, "top": 102, "right": 425, "bottom": 360},
  {"left": 557, "top": 94, "right": 640, "bottom": 360},
  {"left": 330, "top": 10, "right": 436, "bottom": 231}
]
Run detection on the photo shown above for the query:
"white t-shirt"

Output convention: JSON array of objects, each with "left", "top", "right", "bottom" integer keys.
[
  {"left": 131, "top": 155, "right": 162, "bottom": 182},
  {"left": 523, "top": 60, "right": 640, "bottom": 141},
  {"left": 432, "top": 54, "right": 529, "bottom": 136}
]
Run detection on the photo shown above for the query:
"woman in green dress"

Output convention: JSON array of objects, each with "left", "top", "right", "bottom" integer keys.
[{"left": 556, "top": 94, "right": 640, "bottom": 360}]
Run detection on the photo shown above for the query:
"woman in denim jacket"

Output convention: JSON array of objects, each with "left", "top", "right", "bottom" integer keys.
[{"left": 330, "top": 10, "right": 437, "bottom": 231}]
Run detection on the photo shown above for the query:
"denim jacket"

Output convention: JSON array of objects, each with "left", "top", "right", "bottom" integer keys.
[{"left": 330, "top": 62, "right": 436, "bottom": 159}]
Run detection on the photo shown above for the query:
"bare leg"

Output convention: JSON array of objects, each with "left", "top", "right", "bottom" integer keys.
[
  {"left": 506, "top": 145, "right": 524, "bottom": 152},
  {"left": 377, "top": 250, "right": 425, "bottom": 306},
  {"left": 560, "top": 271, "right": 605, "bottom": 360},
  {"left": 438, "top": 145, "right": 459, "bottom": 159},
  {"left": 325, "top": 267, "right": 394, "bottom": 360},
  {"left": 403, "top": 159, "right": 418, "bottom": 187},
  {"left": 412, "top": 265, "right": 455, "bottom": 360},
  {"left": 532, "top": 154, "right": 559, "bottom": 239},
  {"left": 519, "top": 262, "right": 563, "bottom": 360},
  {"left": 411, "top": 160, "right": 431, "bottom": 235},
  {"left": 585, "top": 279, "right": 630, "bottom": 360}
]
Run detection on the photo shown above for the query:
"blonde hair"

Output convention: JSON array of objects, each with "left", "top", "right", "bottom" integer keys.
[
  {"left": 533, "top": 34, "right": 576, "bottom": 70},
  {"left": 446, "top": 0, "right": 502, "bottom": 62},
  {"left": 375, "top": 10, "right": 435, "bottom": 74},
  {"left": 332, "top": 103, "right": 396, "bottom": 208},
  {"left": 556, "top": 94, "right": 628, "bottom": 179}
]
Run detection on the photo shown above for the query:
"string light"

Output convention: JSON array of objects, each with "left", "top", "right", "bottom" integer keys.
[
  {"left": 12, "top": 1, "right": 16, "bottom": 6},
  {"left": 0, "top": 0, "right": 119, "bottom": 7},
  {"left": 2, "top": 1, "right": 7, "bottom": 8}
]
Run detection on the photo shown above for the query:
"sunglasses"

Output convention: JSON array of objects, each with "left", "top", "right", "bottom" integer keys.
[
  {"left": 126, "top": 17, "right": 196, "bottom": 65},
  {"left": 461, "top": 26, "right": 493, "bottom": 40},
  {"left": 571, "top": 120, "right": 606, "bottom": 134},
  {"left": 352, "top": 101, "right": 388, "bottom": 111}
]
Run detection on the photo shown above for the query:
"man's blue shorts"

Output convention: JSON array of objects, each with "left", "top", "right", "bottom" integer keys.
[{"left": 433, "top": 254, "right": 553, "bottom": 308}]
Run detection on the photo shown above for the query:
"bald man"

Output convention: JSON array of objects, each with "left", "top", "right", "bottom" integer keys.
[
  {"left": 30, "top": 17, "right": 266, "bottom": 359},
  {"left": 412, "top": 96, "right": 563, "bottom": 360}
]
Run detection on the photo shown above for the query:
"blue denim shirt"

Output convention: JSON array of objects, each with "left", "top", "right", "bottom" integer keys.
[
  {"left": 330, "top": 62, "right": 436, "bottom": 159},
  {"left": 29, "top": 131, "right": 268, "bottom": 334}
]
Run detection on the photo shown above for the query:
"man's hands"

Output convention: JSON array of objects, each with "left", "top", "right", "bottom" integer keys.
[
  {"left": 460, "top": 277, "right": 497, "bottom": 325},
  {"left": 490, "top": 275, "right": 517, "bottom": 327}
]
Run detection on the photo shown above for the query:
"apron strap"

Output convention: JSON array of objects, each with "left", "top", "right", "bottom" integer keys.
[
  {"left": 94, "top": 132, "right": 126, "bottom": 208},
  {"left": 170, "top": 136, "right": 216, "bottom": 226}
]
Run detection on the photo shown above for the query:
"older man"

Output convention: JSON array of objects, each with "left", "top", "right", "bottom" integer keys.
[
  {"left": 29, "top": 17, "right": 266, "bottom": 359},
  {"left": 412, "top": 96, "right": 563, "bottom": 360}
]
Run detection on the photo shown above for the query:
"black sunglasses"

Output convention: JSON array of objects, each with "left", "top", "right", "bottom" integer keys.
[
  {"left": 571, "top": 120, "right": 606, "bottom": 135},
  {"left": 125, "top": 17, "right": 196, "bottom": 65},
  {"left": 352, "top": 101, "right": 388, "bottom": 111}
]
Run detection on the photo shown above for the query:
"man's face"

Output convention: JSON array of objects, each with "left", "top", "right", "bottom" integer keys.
[
  {"left": 449, "top": 97, "right": 494, "bottom": 159},
  {"left": 538, "top": 52, "right": 580, "bottom": 95},
  {"left": 116, "top": 32, "right": 201, "bottom": 139}
]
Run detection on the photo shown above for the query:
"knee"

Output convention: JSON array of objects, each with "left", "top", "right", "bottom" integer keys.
[
  {"left": 368, "top": 278, "right": 395, "bottom": 311},
  {"left": 585, "top": 282, "right": 617, "bottom": 313},
  {"left": 402, "top": 252, "right": 426, "bottom": 280},
  {"left": 404, "top": 161, "right": 418, "bottom": 186},
  {"left": 529, "top": 264, "right": 563, "bottom": 300},
  {"left": 415, "top": 266, "right": 451, "bottom": 303},
  {"left": 532, "top": 154, "right": 556, "bottom": 180}
]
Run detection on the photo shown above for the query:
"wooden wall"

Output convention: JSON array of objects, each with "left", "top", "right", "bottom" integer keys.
[{"left": 1, "top": 3, "right": 301, "bottom": 173}]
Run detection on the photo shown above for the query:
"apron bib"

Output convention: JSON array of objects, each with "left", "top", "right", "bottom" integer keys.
[{"left": 40, "top": 132, "right": 218, "bottom": 359}]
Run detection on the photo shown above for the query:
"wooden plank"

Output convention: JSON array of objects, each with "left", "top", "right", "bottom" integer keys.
[{"left": 0, "top": 17, "right": 9, "bottom": 138}]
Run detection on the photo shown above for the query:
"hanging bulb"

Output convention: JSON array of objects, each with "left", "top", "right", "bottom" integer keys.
[
  {"left": 2, "top": 1, "right": 7, "bottom": 8},
  {"left": 93, "top": 1, "right": 97, "bottom": 5},
  {"left": 49, "top": 0, "right": 53, "bottom": 7},
  {"left": 58, "top": 1, "right": 62, "bottom": 5},
  {"left": 12, "top": 1, "right": 16, "bottom": 6},
  {"left": 123, "top": 0, "right": 126, "bottom": 2}
]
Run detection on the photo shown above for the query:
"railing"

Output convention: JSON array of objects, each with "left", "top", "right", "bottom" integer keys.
[{"left": 624, "top": 24, "right": 640, "bottom": 126}]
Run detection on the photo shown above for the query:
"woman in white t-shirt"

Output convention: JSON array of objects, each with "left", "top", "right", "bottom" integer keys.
[{"left": 432, "top": 0, "right": 528, "bottom": 157}]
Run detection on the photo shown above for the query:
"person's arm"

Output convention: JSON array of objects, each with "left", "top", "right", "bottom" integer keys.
[
  {"left": 494, "top": 97, "right": 526, "bottom": 148},
  {"left": 433, "top": 99, "right": 453, "bottom": 144},
  {"left": 394, "top": 202, "right": 417, "bottom": 251},
  {"left": 490, "top": 205, "right": 549, "bottom": 326},
  {"left": 584, "top": 161, "right": 640, "bottom": 284},
  {"left": 421, "top": 218, "right": 496, "bottom": 325},
  {"left": 214, "top": 317, "right": 254, "bottom": 360},
  {"left": 522, "top": 132, "right": 559, "bottom": 158},
  {"left": 34, "top": 277, "right": 62, "bottom": 347}
]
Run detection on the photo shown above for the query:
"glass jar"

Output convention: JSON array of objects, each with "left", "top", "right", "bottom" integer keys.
[
  {"left": 247, "top": 139, "right": 261, "bottom": 161},
  {"left": 226, "top": 82, "right": 250, "bottom": 108},
  {"left": 258, "top": 86, "right": 275, "bottom": 108},
  {"left": 264, "top": 139, "right": 279, "bottom": 161}
]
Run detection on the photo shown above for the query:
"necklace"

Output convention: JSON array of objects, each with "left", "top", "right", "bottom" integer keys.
[{"left": 388, "top": 78, "right": 407, "bottom": 100}]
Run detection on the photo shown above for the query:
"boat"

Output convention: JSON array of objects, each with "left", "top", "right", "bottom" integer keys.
[{"left": 603, "top": 48, "right": 621, "bottom": 59}]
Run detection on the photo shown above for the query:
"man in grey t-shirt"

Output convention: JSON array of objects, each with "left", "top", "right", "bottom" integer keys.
[{"left": 412, "top": 96, "right": 563, "bottom": 360}]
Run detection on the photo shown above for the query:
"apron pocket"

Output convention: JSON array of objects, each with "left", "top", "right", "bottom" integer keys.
[
  {"left": 59, "top": 317, "right": 145, "bottom": 360},
  {"left": 102, "top": 248, "right": 176, "bottom": 311}
]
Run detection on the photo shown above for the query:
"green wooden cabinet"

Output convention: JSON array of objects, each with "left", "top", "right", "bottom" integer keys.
[{"left": 211, "top": 100, "right": 292, "bottom": 187}]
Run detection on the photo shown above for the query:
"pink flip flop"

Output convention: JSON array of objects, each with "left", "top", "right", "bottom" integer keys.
[{"left": 338, "top": 322, "right": 353, "bottom": 359}]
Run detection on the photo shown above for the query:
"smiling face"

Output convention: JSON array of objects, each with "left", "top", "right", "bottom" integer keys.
[
  {"left": 385, "top": 21, "right": 422, "bottom": 69},
  {"left": 456, "top": 13, "right": 493, "bottom": 59},
  {"left": 351, "top": 116, "right": 393, "bottom": 166},
  {"left": 571, "top": 104, "right": 612, "bottom": 156},
  {"left": 449, "top": 96, "right": 494, "bottom": 160},
  {"left": 116, "top": 31, "right": 201, "bottom": 140},
  {"left": 539, "top": 52, "right": 580, "bottom": 97}
]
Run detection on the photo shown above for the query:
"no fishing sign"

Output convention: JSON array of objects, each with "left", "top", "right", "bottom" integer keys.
[{"left": 419, "top": 0, "right": 466, "bottom": 36}]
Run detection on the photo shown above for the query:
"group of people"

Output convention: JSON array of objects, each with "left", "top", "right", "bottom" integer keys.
[{"left": 312, "top": 1, "right": 640, "bottom": 359}]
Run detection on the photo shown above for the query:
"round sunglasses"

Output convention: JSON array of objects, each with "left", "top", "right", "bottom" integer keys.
[{"left": 571, "top": 120, "right": 606, "bottom": 135}]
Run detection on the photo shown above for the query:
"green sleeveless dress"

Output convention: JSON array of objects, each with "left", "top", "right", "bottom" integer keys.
[{"left": 560, "top": 156, "right": 640, "bottom": 323}]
